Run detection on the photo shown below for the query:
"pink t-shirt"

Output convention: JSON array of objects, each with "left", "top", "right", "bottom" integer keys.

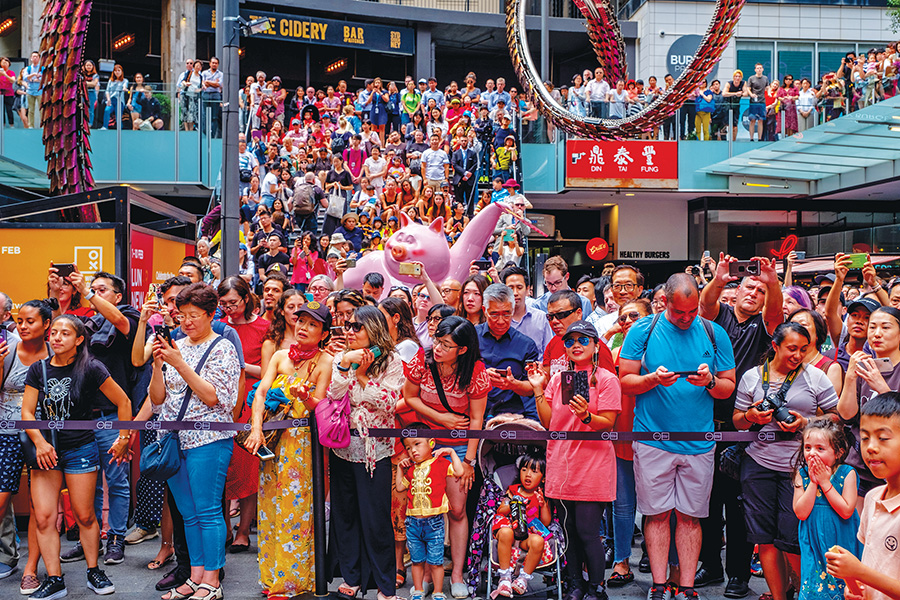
[
  {"left": 858, "top": 485, "right": 900, "bottom": 600},
  {"left": 544, "top": 364, "right": 621, "bottom": 502}
]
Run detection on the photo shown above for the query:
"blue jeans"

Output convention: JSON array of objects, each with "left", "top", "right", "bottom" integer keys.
[
  {"left": 167, "top": 438, "right": 233, "bottom": 571},
  {"left": 405, "top": 515, "right": 445, "bottom": 566},
  {"left": 94, "top": 415, "right": 130, "bottom": 537},
  {"left": 612, "top": 457, "right": 637, "bottom": 563}
]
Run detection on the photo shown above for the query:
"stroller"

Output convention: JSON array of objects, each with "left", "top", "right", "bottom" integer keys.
[{"left": 465, "top": 414, "right": 565, "bottom": 600}]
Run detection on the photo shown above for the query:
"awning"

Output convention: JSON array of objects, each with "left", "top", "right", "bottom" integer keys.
[
  {"left": 0, "top": 155, "right": 49, "bottom": 190},
  {"left": 775, "top": 255, "right": 900, "bottom": 274},
  {"left": 701, "top": 96, "right": 900, "bottom": 196}
]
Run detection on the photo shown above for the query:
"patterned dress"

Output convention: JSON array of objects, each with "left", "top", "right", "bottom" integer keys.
[
  {"left": 257, "top": 372, "right": 315, "bottom": 597},
  {"left": 798, "top": 464, "right": 862, "bottom": 600}
]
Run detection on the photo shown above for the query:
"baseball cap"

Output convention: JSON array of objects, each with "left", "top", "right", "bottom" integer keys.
[
  {"left": 846, "top": 297, "right": 880, "bottom": 314},
  {"left": 418, "top": 78, "right": 427, "bottom": 84},
  {"left": 814, "top": 273, "right": 836, "bottom": 286},
  {"left": 294, "top": 300, "right": 331, "bottom": 324},
  {"left": 563, "top": 320, "right": 599, "bottom": 341}
]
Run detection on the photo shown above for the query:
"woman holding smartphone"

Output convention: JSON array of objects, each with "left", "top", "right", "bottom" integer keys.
[
  {"left": 527, "top": 320, "right": 621, "bottom": 600},
  {"left": 329, "top": 306, "right": 403, "bottom": 600},
  {"left": 22, "top": 315, "right": 132, "bottom": 599}
]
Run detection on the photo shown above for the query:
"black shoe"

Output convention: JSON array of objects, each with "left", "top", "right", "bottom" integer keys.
[
  {"left": 584, "top": 584, "right": 609, "bottom": 600},
  {"left": 723, "top": 578, "right": 750, "bottom": 599},
  {"left": 694, "top": 567, "right": 725, "bottom": 588},
  {"left": 103, "top": 535, "right": 125, "bottom": 565},
  {"left": 564, "top": 585, "right": 585, "bottom": 600},
  {"left": 605, "top": 545, "right": 613, "bottom": 569},
  {"left": 86, "top": 567, "right": 115, "bottom": 595},
  {"left": 30, "top": 575, "right": 67, "bottom": 600},
  {"left": 60, "top": 542, "right": 84, "bottom": 563},
  {"left": 156, "top": 567, "right": 189, "bottom": 592},
  {"left": 638, "top": 550, "right": 651, "bottom": 573},
  {"left": 66, "top": 525, "right": 80, "bottom": 542}
]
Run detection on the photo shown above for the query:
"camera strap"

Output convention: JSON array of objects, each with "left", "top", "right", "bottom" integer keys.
[{"left": 761, "top": 361, "right": 801, "bottom": 402}]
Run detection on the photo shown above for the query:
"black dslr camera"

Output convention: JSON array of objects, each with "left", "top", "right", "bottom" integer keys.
[{"left": 757, "top": 393, "right": 797, "bottom": 425}]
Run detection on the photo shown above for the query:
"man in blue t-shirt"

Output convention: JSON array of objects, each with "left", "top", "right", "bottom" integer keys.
[{"left": 619, "top": 273, "right": 736, "bottom": 600}]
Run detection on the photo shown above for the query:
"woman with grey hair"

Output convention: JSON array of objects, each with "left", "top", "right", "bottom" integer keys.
[{"left": 308, "top": 275, "right": 335, "bottom": 303}]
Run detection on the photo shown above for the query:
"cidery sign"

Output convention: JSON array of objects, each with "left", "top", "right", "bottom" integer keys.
[{"left": 566, "top": 140, "right": 678, "bottom": 188}]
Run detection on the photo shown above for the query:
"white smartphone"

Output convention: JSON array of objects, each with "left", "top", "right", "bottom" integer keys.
[
  {"left": 873, "top": 357, "right": 894, "bottom": 374},
  {"left": 257, "top": 446, "right": 276, "bottom": 461}
]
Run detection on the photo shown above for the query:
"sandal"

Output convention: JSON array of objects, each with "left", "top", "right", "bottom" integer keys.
[
  {"left": 148, "top": 553, "right": 175, "bottom": 570},
  {"left": 162, "top": 579, "right": 199, "bottom": 600},
  {"left": 337, "top": 583, "right": 360, "bottom": 599},
  {"left": 759, "top": 594, "right": 773, "bottom": 600},
  {"left": 511, "top": 577, "right": 529, "bottom": 595},
  {"left": 607, "top": 571, "right": 634, "bottom": 588},
  {"left": 377, "top": 592, "right": 398, "bottom": 600},
  {"left": 188, "top": 583, "right": 224, "bottom": 600},
  {"left": 396, "top": 568, "right": 407, "bottom": 588},
  {"left": 491, "top": 579, "right": 513, "bottom": 599}
]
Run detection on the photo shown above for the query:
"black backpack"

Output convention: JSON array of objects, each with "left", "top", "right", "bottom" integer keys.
[
  {"left": 292, "top": 182, "right": 316, "bottom": 217},
  {"left": 331, "top": 134, "right": 348, "bottom": 156}
]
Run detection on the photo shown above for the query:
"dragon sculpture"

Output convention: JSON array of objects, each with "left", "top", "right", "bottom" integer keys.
[
  {"left": 39, "top": 0, "right": 97, "bottom": 219},
  {"left": 506, "top": 0, "right": 746, "bottom": 139}
]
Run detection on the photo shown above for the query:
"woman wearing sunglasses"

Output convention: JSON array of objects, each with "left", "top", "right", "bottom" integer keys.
[
  {"left": 329, "top": 306, "right": 405, "bottom": 600},
  {"left": 526, "top": 320, "right": 621, "bottom": 600},
  {"left": 608, "top": 298, "right": 651, "bottom": 587}
]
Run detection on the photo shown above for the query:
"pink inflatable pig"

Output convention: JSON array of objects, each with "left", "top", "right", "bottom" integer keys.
[{"left": 341, "top": 201, "right": 508, "bottom": 296}]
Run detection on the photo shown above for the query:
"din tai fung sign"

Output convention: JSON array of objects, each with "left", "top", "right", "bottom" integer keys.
[
  {"left": 198, "top": 5, "right": 415, "bottom": 55},
  {"left": 566, "top": 140, "right": 678, "bottom": 188}
]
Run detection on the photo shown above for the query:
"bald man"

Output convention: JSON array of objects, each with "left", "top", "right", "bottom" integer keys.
[{"left": 440, "top": 279, "right": 461, "bottom": 310}]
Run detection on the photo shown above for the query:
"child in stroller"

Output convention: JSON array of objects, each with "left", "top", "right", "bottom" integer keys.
[{"left": 492, "top": 450, "right": 553, "bottom": 598}]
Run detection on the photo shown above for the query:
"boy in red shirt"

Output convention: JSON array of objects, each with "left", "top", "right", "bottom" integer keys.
[{"left": 396, "top": 426, "right": 465, "bottom": 600}]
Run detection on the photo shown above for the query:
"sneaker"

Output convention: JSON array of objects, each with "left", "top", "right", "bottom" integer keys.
[
  {"left": 583, "top": 584, "right": 609, "bottom": 600},
  {"left": 648, "top": 584, "right": 670, "bottom": 600},
  {"left": 20, "top": 574, "right": 41, "bottom": 595},
  {"left": 124, "top": 527, "right": 158, "bottom": 545},
  {"left": 675, "top": 588, "right": 701, "bottom": 600},
  {"left": 103, "top": 535, "right": 125, "bottom": 565},
  {"left": 30, "top": 575, "right": 67, "bottom": 600},
  {"left": 750, "top": 553, "right": 763, "bottom": 578},
  {"left": 60, "top": 542, "right": 84, "bottom": 563},
  {"left": 0, "top": 562, "right": 17, "bottom": 579},
  {"left": 86, "top": 567, "right": 115, "bottom": 595}
]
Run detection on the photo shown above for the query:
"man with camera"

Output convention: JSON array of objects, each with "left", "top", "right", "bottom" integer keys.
[
  {"left": 619, "top": 273, "right": 736, "bottom": 600},
  {"left": 694, "top": 254, "right": 783, "bottom": 598}
]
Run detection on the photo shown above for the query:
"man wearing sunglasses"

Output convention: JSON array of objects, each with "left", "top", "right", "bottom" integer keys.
[
  {"left": 543, "top": 290, "right": 615, "bottom": 379},
  {"left": 694, "top": 253, "right": 782, "bottom": 598}
]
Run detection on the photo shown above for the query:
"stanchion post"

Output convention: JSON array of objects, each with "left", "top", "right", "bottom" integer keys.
[{"left": 310, "top": 417, "right": 328, "bottom": 596}]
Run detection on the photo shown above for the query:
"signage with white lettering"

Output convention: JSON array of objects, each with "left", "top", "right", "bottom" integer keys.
[{"left": 666, "top": 35, "right": 719, "bottom": 81}]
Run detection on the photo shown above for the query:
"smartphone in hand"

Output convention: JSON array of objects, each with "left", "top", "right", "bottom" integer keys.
[{"left": 560, "top": 370, "right": 589, "bottom": 405}]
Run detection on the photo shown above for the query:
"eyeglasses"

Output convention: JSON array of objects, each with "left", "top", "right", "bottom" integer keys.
[
  {"left": 618, "top": 311, "right": 642, "bottom": 324},
  {"left": 612, "top": 282, "right": 636, "bottom": 292},
  {"left": 433, "top": 338, "right": 459, "bottom": 351},
  {"left": 427, "top": 315, "right": 444, "bottom": 323},
  {"left": 219, "top": 299, "right": 243, "bottom": 310},
  {"left": 416, "top": 292, "right": 430, "bottom": 300},
  {"left": 563, "top": 336, "right": 591, "bottom": 348},
  {"left": 441, "top": 287, "right": 461, "bottom": 294},
  {"left": 309, "top": 285, "right": 329, "bottom": 293},
  {"left": 486, "top": 310, "right": 512, "bottom": 319},
  {"left": 344, "top": 321, "right": 365, "bottom": 332},
  {"left": 547, "top": 307, "right": 578, "bottom": 321}
]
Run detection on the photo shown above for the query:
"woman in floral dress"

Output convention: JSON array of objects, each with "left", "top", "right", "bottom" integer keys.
[{"left": 244, "top": 301, "right": 334, "bottom": 599}]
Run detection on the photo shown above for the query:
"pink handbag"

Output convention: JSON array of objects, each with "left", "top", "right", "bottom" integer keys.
[{"left": 315, "top": 392, "right": 351, "bottom": 448}]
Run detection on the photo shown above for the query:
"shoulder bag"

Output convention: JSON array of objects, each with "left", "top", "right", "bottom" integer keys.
[
  {"left": 315, "top": 390, "right": 350, "bottom": 448},
  {"left": 429, "top": 361, "right": 466, "bottom": 417},
  {"left": 20, "top": 359, "right": 59, "bottom": 469},
  {"left": 140, "top": 337, "right": 223, "bottom": 481},
  {"left": 326, "top": 187, "right": 345, "bottom": 219}
]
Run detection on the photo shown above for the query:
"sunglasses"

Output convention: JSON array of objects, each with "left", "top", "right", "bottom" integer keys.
[
  {"left": 563, "top": 335, "right": 592, "bottom": 348},
  {"left": 547, "top": 307, "right": 578, "bottom": 322},
  {"left": 344, "top": 321, "right": 365, "bottom": 332},
  {"left": 618, "top": 311, "right": 642, "bottom": 324}
]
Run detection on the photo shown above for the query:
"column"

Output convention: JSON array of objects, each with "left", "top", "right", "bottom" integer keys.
[
  {"left": 20, "top": 0, "right": 42, "bottom": 58},
  {"left": 162, "top": 0, "right": 197, "bottom": 84},
  {"left": 415, "top": 25, "right": 431, "bottom": 80}
]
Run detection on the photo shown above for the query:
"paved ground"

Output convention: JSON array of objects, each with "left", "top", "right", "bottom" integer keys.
[{"left": 2, "top": 530, "right": 770, "bottom": 600}]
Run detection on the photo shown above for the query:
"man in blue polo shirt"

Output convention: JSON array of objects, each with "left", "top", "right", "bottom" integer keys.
[
  {"left": 476, "top": 283, "right": 539, "bottom": 420},
  {"left": 619, "top": 273, "right": 736, "bottom": 600}
]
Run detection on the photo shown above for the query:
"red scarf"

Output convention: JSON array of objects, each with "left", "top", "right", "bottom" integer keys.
[{"left": 288, "top": 344, "right": 318, "bottom": 363}]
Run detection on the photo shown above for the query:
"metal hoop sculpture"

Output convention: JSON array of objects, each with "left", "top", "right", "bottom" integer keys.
[
  {"left": 505, "top": 0, "right": 746, "bottom": 139},
  {"left": 39, "top": 0, "right": 95, "bottom": 198}
]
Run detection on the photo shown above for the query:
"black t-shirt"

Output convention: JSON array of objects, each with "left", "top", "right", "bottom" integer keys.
[
  {"left": 713, "top": 302, "right": 772, "bottom": 427},
  {"left": 87, "top": 306, "right": 140, "bottom": 412},
  {"left": 25, "top": 358, "right": 110, "bottom": 451},
  {"left": 326, "top": 168, "right": 353, "bottom": 187},
  {"left": 257, "top": 251, "right": 290, "bottom": 275},
  {"left": 251, "top": 226, "right": 286, "bottom": 259},
  {"left": 407, "top": 141, "right": 429, "bottom": 156}
]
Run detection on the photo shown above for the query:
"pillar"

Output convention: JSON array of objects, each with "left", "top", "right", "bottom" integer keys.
[
  {"left": 415, "top": 26, "right": 431, "bottom": 80},
  {"left": 20, "top": 0, "right": 42, "bottom": 58},
  {"left": 161, "top": 0, "right": 197, "bottom": 84}
]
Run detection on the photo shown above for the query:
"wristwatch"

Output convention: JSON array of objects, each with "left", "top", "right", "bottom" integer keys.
[
  {"left": 464, "top": 457, "right": 476, "bottom": 467},
  {"left": 706, "top": 377, "right": 716, "bottom": 390},
  {"left": 84, "top": 289, "right": 96, "bottom": 301}
]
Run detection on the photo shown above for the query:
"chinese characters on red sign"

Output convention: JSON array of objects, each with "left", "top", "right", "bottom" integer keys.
[{"left": 566, "top": 140, "right": 678, "bottom": 188}]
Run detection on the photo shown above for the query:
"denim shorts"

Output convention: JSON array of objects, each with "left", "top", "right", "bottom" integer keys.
[
  {"left": 405, "top": 514, "right": 445, "bottom": 566},
  {"left": 747, "top": 102, "right": 765, "bottom": 120},
  {"left": 55, "top": 440, "right": 101, "bottom": 475},
  {"left": 435, "top": 443, "right": 467, "bottom": 463}
]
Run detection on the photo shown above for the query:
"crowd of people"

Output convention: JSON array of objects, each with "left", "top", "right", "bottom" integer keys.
[
  {"left": 557, "top": 43, "right": 900, "bottom": 141},
  {"left": 1, "top": 245, "right": 900, "bottom": 600}
]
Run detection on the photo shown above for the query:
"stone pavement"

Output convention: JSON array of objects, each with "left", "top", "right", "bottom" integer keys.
[{"left": 3, "top": 531, "right": 770, "bottom": 600}]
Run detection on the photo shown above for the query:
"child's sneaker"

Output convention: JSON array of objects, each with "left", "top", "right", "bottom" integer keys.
[{"left": 409, "top": 590, "right": 424, "bottom": 600}]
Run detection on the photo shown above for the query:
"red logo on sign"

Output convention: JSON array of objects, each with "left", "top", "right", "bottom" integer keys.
[
  {"left": 567, "top": 140, "right": 678, "bottom": 184},
  {"left": 771, "top": 235, "right": 798, "bottom": 260},
  {"left": 587, "top": 237, "right": 609, "bottom": 261}
]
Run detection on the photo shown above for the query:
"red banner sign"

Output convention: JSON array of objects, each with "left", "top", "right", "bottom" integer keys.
[
  {"left": 566, "top": 140, "right": 678, "bottom": 188},
  {"left": 586, "top": 237, "right": 609, "bottom": 261},
  {"left": 130, "top": 228, "right": 195, "bottom": 310}
]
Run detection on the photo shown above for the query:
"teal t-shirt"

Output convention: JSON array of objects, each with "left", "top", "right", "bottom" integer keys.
[{"left": 620, "top": 314, "right": 736, "bottom": 455}]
